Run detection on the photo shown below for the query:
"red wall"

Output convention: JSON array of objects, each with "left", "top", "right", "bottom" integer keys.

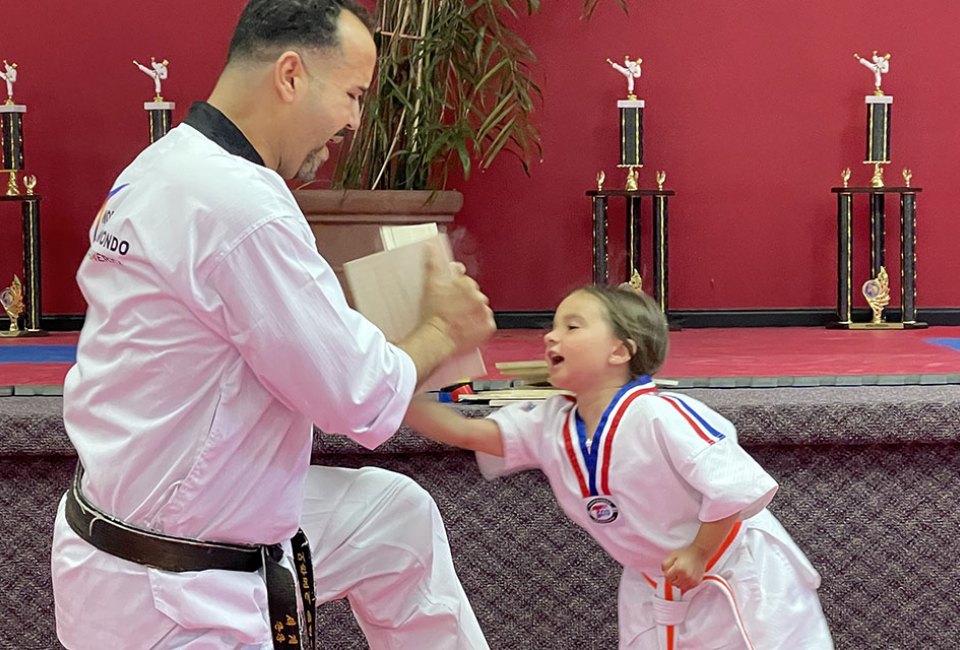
[{"left": 2, "top": 1, "right": 958, "bottom": 316}]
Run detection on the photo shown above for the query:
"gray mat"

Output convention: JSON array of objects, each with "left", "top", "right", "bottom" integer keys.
[{"left": 7, "top": 372, "right": 960, "bottom": 397}]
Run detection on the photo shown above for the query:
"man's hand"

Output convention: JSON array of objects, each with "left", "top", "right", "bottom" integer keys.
[
  {"left": 661, "top": 545, "right": 709, "bottom": 592},
  {"left": 420, "top": 243, "right": 496, "bottom": 355}
]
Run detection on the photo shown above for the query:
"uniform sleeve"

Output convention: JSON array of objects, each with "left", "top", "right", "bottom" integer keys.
[
  {"left": 203, "top": 217, "right": 417, "bottom": 450},
  {"left": 652, "top": 394, "right": 778, "bottom": 522},
  {"left": 475, "top": 398, "right": 556, "bottom": 480}
]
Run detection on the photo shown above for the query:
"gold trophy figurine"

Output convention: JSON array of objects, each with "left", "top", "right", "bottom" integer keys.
[
  {"left": 656, "top": 170, "right": 666, "bottom": 191},
  {"left": 5, "top": 171, "right": 18, "bottom": 196},
  {"left": 1, "top": 275, "right": 24, "bottom": 337},
  {"left": 620, "top": 269, "right": 643, "bottom": 295},
  {"left": 870, "top": 162, "right": 885, "bottom": 188},
  {"left": 902, "top": 168, "right": 912, "bottom": 188},
  {"left": 134, "top": 58, "right": 170, "bottom": 102},
  {"left": 625, "top": 166, "right": 639, "bottom": 191},
  {"left": 596, "top": 170, "right": 605, "bottom": 191},
  {"left": 23, "top": 174, "right": 36, "bottom": 195},
  {"left": 854, "top": 51, "right": 891, "bottom": 96},
  {"left": 1, "top": 60, "right": 17, "bottom": 105},
  {"left": 841, "top": 168, "right": 851, "bottom": 188},
  {"left": 607, "top": 56, "right": 642, "bottom": 100},
  {"left": 862, "top": 267, "right": 890, "bottom": 325}
]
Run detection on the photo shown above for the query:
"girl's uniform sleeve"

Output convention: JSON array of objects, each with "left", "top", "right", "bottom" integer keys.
[
  {"left": 475, "top": 398, "right": 558, "bottom": 480},
  {"left": 653, "top": 393, "right": 778, "bottom": 522}
]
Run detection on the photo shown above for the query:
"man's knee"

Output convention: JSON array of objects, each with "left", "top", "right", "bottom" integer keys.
[{"left": 356, "top": 467, "right": 438, "bottom": 519}]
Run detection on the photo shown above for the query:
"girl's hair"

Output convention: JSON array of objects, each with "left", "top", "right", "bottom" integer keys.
[{"left": 578, "top": 285, "right": 669, "bottom": 377}]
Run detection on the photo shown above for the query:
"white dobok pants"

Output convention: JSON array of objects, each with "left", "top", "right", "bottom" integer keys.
[
  {"left": 618, "top": 512, "right": 834, "bottom": 650},
  {"left": 52, "top": 466, "right": 489, "bottom": 649}
]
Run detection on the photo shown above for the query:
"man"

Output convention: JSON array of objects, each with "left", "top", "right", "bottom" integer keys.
[{"left": 51, "top": 1, "right": 494, "bottom": 648}]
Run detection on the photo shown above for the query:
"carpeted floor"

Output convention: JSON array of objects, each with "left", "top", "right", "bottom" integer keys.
[{"left": 3, "top": 388, "right": 960, "bottom": 649}]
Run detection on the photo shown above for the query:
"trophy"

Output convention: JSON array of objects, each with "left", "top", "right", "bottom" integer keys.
[
  {"left": 0, "top": 59, "right": 26, "bottom": 196},
  {"left": 830, "top": 49, "right": 924, "bottom": 330},
  {"left": 587, "top": 54, "right": 674, "bottom": 325},
  {"left": 844, "top": 265, "right": 908, "bottom": 330},
  {"left": 853, "top": 51, "right": 892, "bottom": 187},
  {"left": 1, "top": 275, "right": 24, "bottom": 337},
  {"left": 607, "top": 56, "right": 644, "bottom": 189},
  {"left": 861, "top": 267, "right": 892, "bottom": 327},
  {"left": 134, "top": 57, "right": 174, "bottom": 142},
  {"left": 628, "top": 268, "right": 643, "bottom": 293}
]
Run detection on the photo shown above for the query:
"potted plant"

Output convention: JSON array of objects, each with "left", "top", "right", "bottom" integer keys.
[{"left": 295, "top": 0, "right": 627, "bottom": 278}]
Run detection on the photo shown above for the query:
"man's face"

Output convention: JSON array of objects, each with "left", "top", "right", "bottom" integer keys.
[{"left": 290, "top": 11, "right": 376, "bottom": 182}]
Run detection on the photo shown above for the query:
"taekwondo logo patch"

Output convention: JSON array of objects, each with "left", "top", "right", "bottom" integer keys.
[{"left": 586, "top": 497, "right": 619, "bottom": 524}]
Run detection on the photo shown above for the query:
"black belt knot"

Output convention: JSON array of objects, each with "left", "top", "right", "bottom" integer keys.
[{"left": 64, "top": 464, "right": 316, "bottom": 649}]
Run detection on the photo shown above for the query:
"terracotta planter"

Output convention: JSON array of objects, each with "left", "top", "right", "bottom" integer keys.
[{"left": 293, "top": 189, "right": 463, "bottom": 301}]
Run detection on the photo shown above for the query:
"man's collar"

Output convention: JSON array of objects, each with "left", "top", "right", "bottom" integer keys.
[{"left": 183, "top": 101, "right": 265, "bottom": 167}]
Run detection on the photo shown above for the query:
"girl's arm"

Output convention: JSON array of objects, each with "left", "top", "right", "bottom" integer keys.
[
  {"left": 404, "top": 395, "right": 504, "bottom": 456},
  {"left": 661, "top": 511, "right": 741, "bottom": 590}
]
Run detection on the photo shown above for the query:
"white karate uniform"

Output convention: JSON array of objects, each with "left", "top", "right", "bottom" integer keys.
[
  {"left": 478, "top": 377, "right": 833, "bottom": 649},
  {"left": 51, "top": 103, "right": 487, "bottom": 650}
]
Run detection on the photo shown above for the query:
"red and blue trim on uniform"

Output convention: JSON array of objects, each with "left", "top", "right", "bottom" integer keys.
[
  {"left": 563, "top": 376, "right": 658, "bottom": 498},
  {"left": 657, "top": 393, "right": 726, "bottom": 445},
  {"left": 91, "top": 183, "right": 129, "bottom": 240}
]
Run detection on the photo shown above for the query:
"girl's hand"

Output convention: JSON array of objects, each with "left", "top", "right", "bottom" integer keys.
[{"left": 661, "top": 546, "right": 709, "bottom": 592}]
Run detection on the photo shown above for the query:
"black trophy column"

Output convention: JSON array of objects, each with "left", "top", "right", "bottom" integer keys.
[
  {"left": 591, "top": 195, "right": 608, "bottom": 285},
  {"left": 900, "top": 192, "right": 918, "bottom": 324},
  {"left": 865, "top": 98, "right": 892, "bottom": 164},
  {"left": 868, "top": 192, "right": 885, "bottom": 278},
  {"left": 618, "top": 101, "right": 644, "bottom": 168},
  {"left": 653, "top": 194, "right": 669, "bottom": 313},
  {"left": 1, "top": 110, "right": 25, "bottom": 171},
  {"left": 837, "top": 192, "right": 853, "bottom": 324},
  {"left": 144, "top": 101, "right": 175, "bottom": 144},
  {"left": 20, "top": 197, "right": 42, "bottom": 331},
  {"left": 626, "top": 196, "right": 641, "bottom": 282},
  {"left": 148, "top": 109, "right": 172, "bottom": 143}
]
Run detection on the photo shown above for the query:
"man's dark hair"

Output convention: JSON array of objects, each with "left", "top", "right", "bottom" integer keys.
[{"left": 228, "top": 0, "right": 374, "bottom": 62}]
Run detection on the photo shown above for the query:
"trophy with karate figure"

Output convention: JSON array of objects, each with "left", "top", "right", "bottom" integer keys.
[
  {"left": 134, "top": 57, "right": 175, "bottom": 143},
  {"left": 853, "top": 51, "right": 892, "bottom": 188},
  {"left": 0, "top": 59, "right": 27, "bottom": 195},
  {"left": 831, "top": 50, "right": 925, "bottom": 330},
  {"left": 588, "top": 55, "right": 674, "bottom": 324},
  {"left": 607, "top": 56, "right": 644, "bottom": 190}
]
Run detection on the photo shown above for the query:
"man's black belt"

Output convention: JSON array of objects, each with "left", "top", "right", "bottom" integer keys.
[{"left": 64, "top": 464, "right": 316, "bottom": 649}]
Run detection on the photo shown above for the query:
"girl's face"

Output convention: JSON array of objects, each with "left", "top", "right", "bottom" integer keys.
[{"left": 543, "top": 291, "right": 627, "bottom": 392}]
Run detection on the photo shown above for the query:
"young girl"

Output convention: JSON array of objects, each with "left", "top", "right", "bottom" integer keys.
[{"left": 404, "top": 284, "right": 834, "bottom": 649}]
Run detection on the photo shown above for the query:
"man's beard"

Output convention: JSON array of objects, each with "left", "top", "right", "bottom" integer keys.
[{"left": 295, "top": 146, "right": 330, "bottom": 183}]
